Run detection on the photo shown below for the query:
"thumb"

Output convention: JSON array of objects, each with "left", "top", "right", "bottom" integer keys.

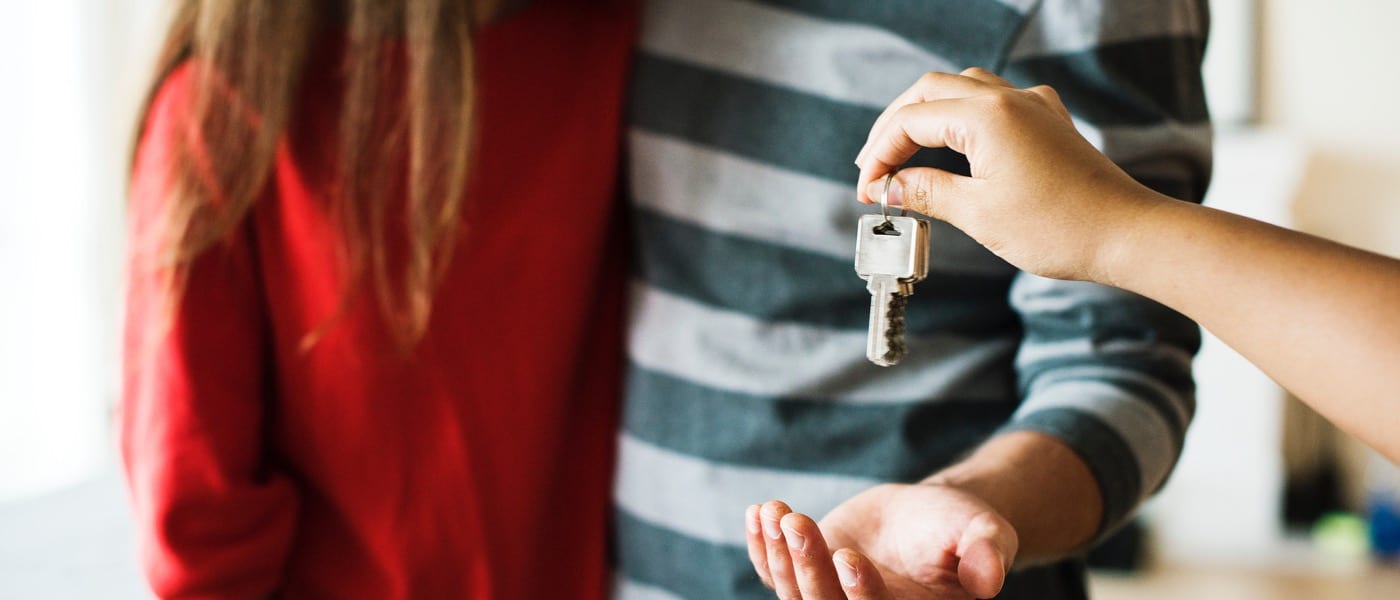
[
  {"left": 955, "top": 512, "right": 1018, "bottom": 599},
  {"left": 862, "top": 167, "right": 970, "bottom": 222}
]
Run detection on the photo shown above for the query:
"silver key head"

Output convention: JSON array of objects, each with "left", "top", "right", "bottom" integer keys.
[{"left": 854, "top": 215, "right": 929, "bottom": 282}]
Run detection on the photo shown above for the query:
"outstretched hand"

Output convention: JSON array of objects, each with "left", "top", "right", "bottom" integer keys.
[
  {"left": 852, "top": 67, "right": 1166, "bottom": 285},
  {"left": 746, "top": 483, "right": 1018, "bottom": 599}
]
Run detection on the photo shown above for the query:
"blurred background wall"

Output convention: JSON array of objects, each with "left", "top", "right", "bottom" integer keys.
[
  {"left": 1, "top": 0, "right": 1398, "bottom": 598},
  {"left": 0, "top": 0, "right": 163, "bottom": 503},
  {"left": 1263, "top": 0, "right": 1400, "bottom": 260},
  {"left": 1256, "top": 0, "right": 1400, "bottom": 533}
]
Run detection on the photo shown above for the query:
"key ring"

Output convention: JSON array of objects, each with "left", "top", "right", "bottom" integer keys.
[{"left": 879, "top": 170, "right": 905, "bottom": 220}]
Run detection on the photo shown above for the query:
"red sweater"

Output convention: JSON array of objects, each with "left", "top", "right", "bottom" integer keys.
[{"left": 121, "top": 4, "right": 635, "bottom": 598}]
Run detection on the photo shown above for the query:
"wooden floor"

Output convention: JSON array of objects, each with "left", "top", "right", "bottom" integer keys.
[{"left": 1089, "top": 564, "right": 1400, "bottom": 600}]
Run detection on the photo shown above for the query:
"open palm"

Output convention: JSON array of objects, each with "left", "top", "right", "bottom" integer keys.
[{"left": 747, "top": 483, "right": 1018, "bottom": 599}]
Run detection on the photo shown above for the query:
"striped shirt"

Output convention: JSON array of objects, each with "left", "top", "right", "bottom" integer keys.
[{"left": 614, "top": 1, "right": 1212, "bottom": 598}]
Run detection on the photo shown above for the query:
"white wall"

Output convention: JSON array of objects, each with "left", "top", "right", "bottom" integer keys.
[
  {"left": 0, "top": 0, "right": 164, "bottom": 502},
  {"left": 1260, "top": 0, "right": 1400, "bottom": 259}
]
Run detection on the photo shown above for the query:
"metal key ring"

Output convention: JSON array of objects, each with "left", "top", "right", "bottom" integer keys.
[{"left": 880, "top": 170, "right": 905, "bottom": 220}]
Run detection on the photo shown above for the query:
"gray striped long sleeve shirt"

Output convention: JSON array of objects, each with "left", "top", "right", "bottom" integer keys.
[{"left": 614, "top": 1, "right": 1211, "bottom": 598}]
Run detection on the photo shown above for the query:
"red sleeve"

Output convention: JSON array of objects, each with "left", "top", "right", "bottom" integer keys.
[{"left": 121, "top": 63, "right": 298, "bottom": 599}]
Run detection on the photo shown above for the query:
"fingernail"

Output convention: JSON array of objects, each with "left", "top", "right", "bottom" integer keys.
[
  {"left": 834, "top": 555, "right": 858, "bottom": 588},
  {"left": 745, "top": 505, "right": 760, "bottom": 534},
  {"left": 782, "top": 523, "right": 806, "bottom": 551},
  {"left": 865, "top": 176, "right": 904, "bottom": 206},
  {"left": 762, "top": 513, "right": 783, "bottom": 540}
]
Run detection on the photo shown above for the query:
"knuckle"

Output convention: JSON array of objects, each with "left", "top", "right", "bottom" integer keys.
[
  {"left": 893, "top": 101, "right": 919, "bottom": 119},
  {"left": 1025, "top": 85, "right": 1062, "bottom": 108},
  {"left": 986, "top": 89, "right": 1019, "bottom": 110},
  {"left": 917, "top": 70, "right": 956, "bottom": 90},
  {"left": 961, "top": 66, "right": 991, "bottom": 78},
  {"left": 790, "top": 545, "right": 820, "bottom": 562},
  {"left": 975, "top": 91, "right": 1024, "bottom": 122},
  {"left": 974, "top": 511, "right": 1008, "bottom": 535},
  {"left": 1028, "top": 84, "right": 1059, "bottom": 99},
  {"left": 910, "top": 172, "right": 935, "bottom": 210}
]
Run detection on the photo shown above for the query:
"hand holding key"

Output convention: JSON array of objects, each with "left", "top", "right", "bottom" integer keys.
[{"left": 851, "top": 68, "right": 1163, "bottom": 285}]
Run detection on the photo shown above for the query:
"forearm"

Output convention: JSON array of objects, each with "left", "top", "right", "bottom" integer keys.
[
  {"left": 924, "top": 430, "right": 1101, "bottom": 564},
  {"left": 1108, "top": 194, "right": 1400, "bottom": 460}
]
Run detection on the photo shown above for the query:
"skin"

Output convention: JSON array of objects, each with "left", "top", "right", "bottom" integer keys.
[
  {"left": 747, "top": 430, "right": 1100, "bottom": 599},
  {"left": 746, "top": 67, "right": 1400, "bottom": 598}
]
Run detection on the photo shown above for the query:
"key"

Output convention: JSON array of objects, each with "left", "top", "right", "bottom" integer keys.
[{"left": 854, "top": 214, "right": 930, "bottom": 366}]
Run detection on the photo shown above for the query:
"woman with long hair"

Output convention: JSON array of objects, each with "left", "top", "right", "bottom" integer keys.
[{"left": 122, "top": 1, "right": 635, "bottom": 596}]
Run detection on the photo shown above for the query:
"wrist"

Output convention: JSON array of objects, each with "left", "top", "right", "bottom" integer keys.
[
  {"left": 1091, "top": 187, "right": 1175, "bottom": 290},
  {"left": 920, "top": 431, "right": 1102, "bottom": 561}
]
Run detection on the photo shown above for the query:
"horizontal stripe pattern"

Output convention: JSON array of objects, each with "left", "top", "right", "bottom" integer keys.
[
  {"left": 1004, "top": 36, "right": 1210, "bottom": 126},
  {"left": 631, "top": 50, "right": 1210, "bottom": 191},
  {"left": 615, "top": 509, "right": 766, "bottom": 598},
  {"left": 1009, "top": 0, "right": 1207, "bottom": 60},
  {"left": 626, "top": 282, "right": 1019, "bottom": 403},
  {"left": 629, "top": 130, "right": 1017, "bottom": 275},
  {"left": 1011, "top": 270, "right": 1199, "bottom": 524},
  {"left": 1016, "top": 378, "right": 1180, "bottom": 496},
  {"left": 619, "top": 0, "right": 1210, "bottom": 595},
  {"left": 638, "top": 0, "right": 1211, "bottom": 197},
  {"left": 614, "top": 434, "right": 880, "bottom": 547},
  {"left": 630, "top": 53, "right": 972, "bottom": 184},
  {"left": 639, "top": 0, "right": 955, "bottom": 108},
  {"left": 633, "top": 209, "right": 1019, "bottom": 337},
  {"left": 1030, "top": 364, "right": 1195, "bottom": 441},
  {"left": 748, "top": 0, "right": 1026, "bottom": 69},
  {"left": 1010, "top": 275, "right": 1204, "bottom": 352},
  {"left": 1017, "top": 338, "right": 1195, "bottom": 379},
  {"left": 614, "top": 576, "right": 686, "bottom": 600},
  {"left": 1013, "top": 274, "right": 1198, "bottom": 397},
  {"left": 1081, "top": 121, "right": 1213, "bottom": 201},
  {"left": 622, "top": 363, "right": 1017, "bottom": 475}
]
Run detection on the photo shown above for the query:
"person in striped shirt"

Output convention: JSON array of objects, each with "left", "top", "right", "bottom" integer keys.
[{"left": 614, "top": 1, "right": 1211, "bottom": 598}]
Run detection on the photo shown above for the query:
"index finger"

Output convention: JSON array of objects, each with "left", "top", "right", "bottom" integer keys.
[
  {"left": 855, "top": 97, "right": 984, "bottom": 204},
  {"left": 780, "top": 512, "right": 845, "bottom": 599}
]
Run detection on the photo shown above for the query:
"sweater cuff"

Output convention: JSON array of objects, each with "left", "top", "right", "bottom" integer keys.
[{"left": 999, "top": 408, "right": 1141, "bottom": 541}]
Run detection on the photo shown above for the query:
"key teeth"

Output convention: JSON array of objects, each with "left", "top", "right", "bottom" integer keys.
[{"left": 881, "top": 294, "right": 909, "bottom": 363}]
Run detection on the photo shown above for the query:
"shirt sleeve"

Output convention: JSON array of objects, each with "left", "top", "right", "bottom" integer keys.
[
  {"left": 995, "top": 0, "right": 1212, "bottom": 539},
  {"left": 121, "top": 64, "right": 298, "bottom": 599}
]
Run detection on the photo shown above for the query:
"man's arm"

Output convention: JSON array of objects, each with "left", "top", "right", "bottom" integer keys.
[{"left": 924, "top": 431, "right": 1100, "bottom": 561}]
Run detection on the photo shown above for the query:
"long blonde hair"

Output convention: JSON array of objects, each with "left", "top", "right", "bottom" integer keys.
[{"left": 136, "top": 0, "right": 481, "bottom": 345}]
